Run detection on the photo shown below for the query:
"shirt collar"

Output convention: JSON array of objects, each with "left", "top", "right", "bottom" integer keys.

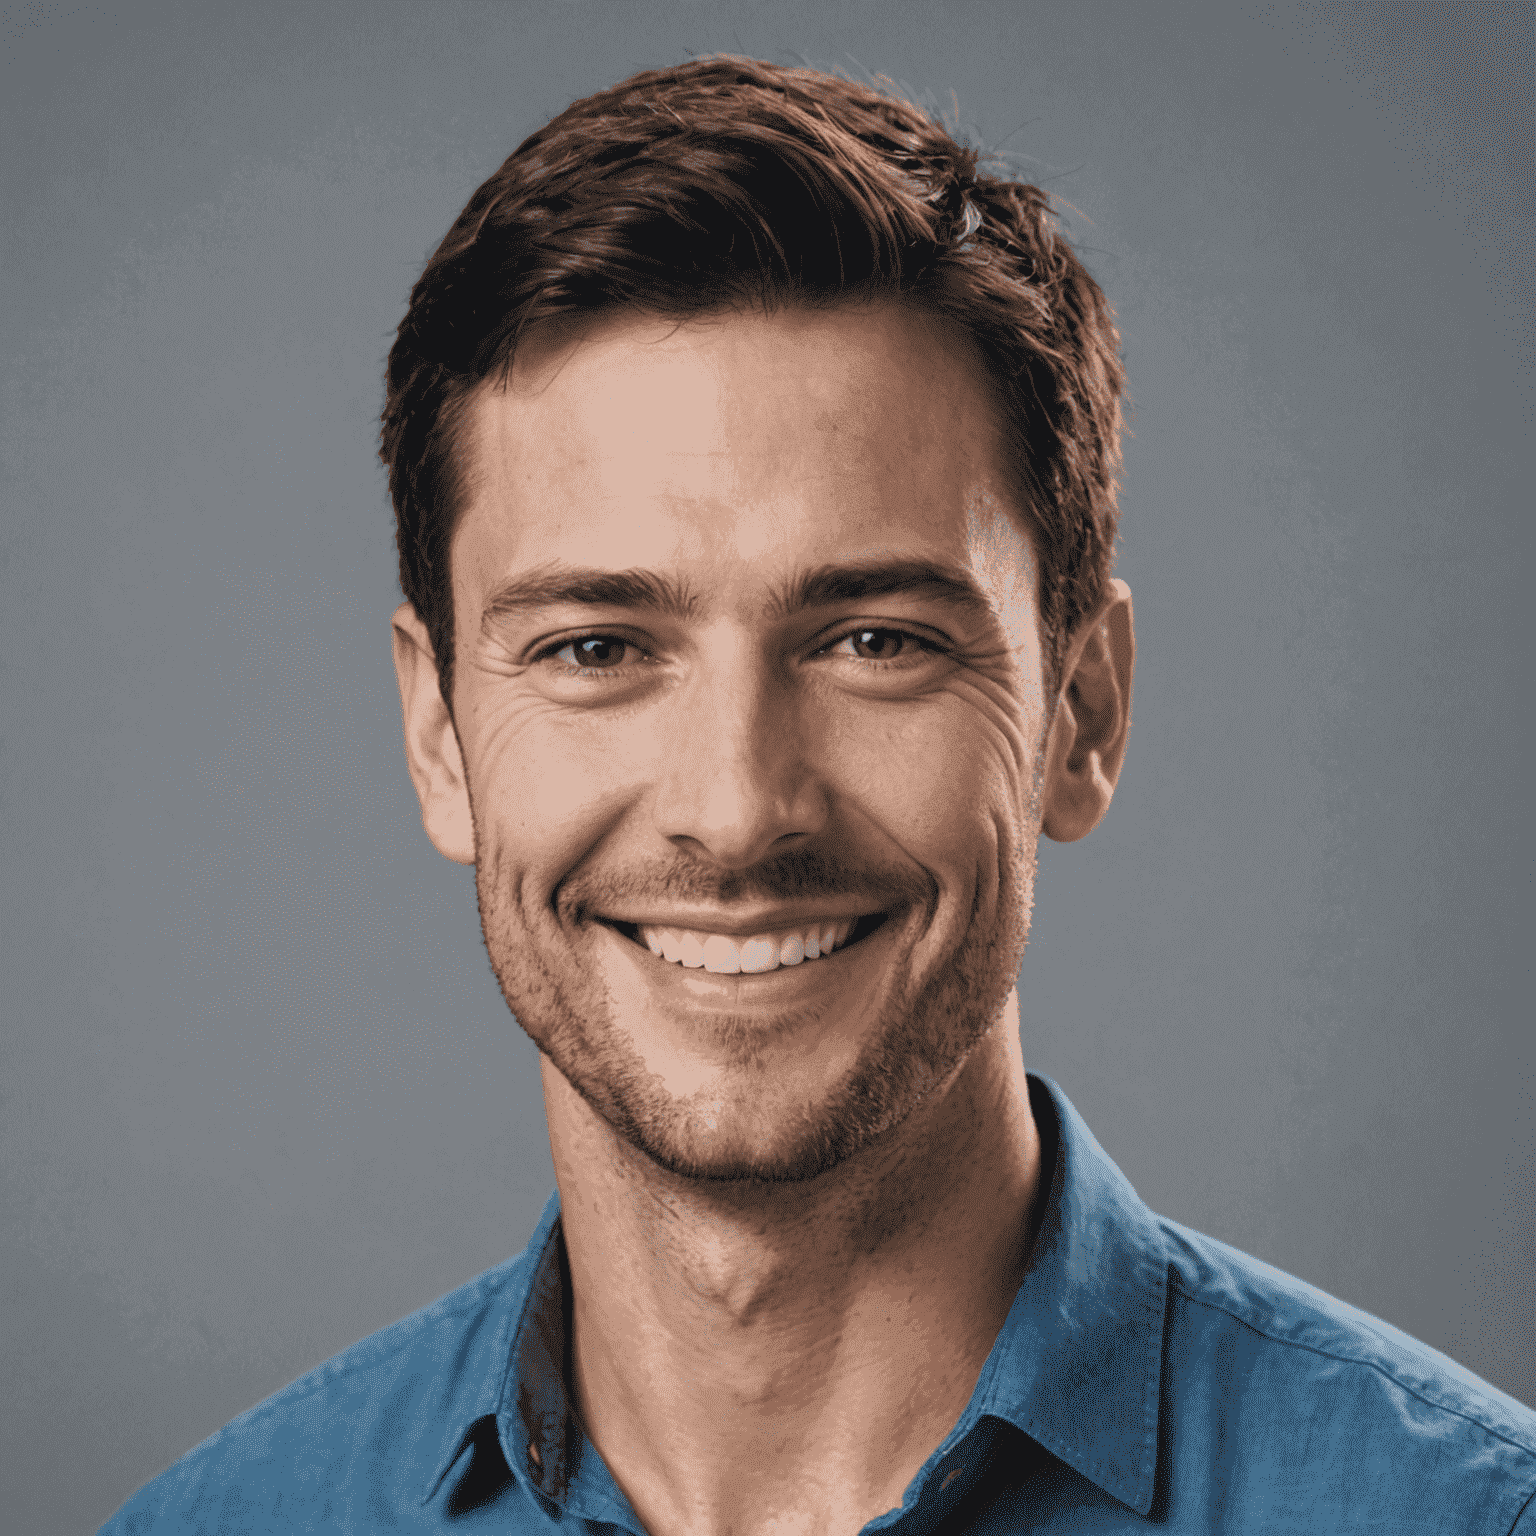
[
  {"left": 976, "top": 1073, "right": 1169, "bottom": 1516},
  {"left": 420, "top": 1189, "right": 566, "bottom": 1506},
  {"left": 423, "top": 1074, "right": 1170, "bottom": 1517}
]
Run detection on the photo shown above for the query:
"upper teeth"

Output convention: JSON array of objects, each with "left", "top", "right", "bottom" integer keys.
[{"left": 637, "top": 920, "right": 858, "bottom": 973}]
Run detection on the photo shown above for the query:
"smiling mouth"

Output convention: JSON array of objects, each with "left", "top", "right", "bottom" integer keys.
[{"left": 604, "top": 914, "right": 890, "bottom": 974}]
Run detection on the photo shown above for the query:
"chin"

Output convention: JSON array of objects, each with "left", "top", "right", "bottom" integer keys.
[
  {"left": 476, "top": 842, "right": 1034, "bottom": 1187},
  {"left": 579, "top": 1075, "right": 916, "bottom": 1185},
  {"left": 526, "top": 966, "right": 999, "bottom": 1186}
]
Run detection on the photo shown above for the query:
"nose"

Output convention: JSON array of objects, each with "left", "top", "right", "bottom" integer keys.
[{"left": 652, "top": 640, "right": 830, "bottom": 869}]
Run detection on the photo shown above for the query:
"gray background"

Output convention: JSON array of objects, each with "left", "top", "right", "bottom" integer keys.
[{"left": 3, "top": 1, "right": 1531, "bottom": 1528}]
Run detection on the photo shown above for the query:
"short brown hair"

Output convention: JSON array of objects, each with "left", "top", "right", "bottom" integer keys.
[{"left": 382, "top": 56, "right": 1125, "bottom": 712}]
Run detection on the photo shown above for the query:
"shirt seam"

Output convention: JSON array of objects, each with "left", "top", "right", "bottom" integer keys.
[
  {"left": 1509, "top": 1480, "right": 1536, "bottom": 1536},
  {"left": 1169, "top": 1276, "right": 1536, "bottom": 1461}
]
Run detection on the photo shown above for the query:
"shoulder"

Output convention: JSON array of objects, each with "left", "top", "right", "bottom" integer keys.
[
  {"left": 1155, "top": 1216, "right": 1536, "bottom": 1533},
  {"left": 97, "top": 1245, "right": 537, "bottom": 1535}
]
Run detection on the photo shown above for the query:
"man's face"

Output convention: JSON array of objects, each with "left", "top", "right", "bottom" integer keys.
[{"left": 444, "top": 302, "right": 1049, "bottom": 1181}]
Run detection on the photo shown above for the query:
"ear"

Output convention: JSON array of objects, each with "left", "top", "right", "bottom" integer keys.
[
  {"left": 391, "top": 602, "right": 476, "bottom": 866},
  {"left": 1040, "top": 579, "right": 1135, "bottom": 843}
]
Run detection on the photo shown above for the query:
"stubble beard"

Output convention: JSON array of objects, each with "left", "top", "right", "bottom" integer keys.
[{"left": 471, "top": 808, "right": 1038, "bottom": 1186}]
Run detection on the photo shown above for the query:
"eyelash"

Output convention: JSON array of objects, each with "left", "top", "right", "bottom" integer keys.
[
  {"left": 539, "top": 636, "right": 655, "bottom": 676},
  {"left": 820, "top": 628, "right": 945, "bottom": 666},
  {"left": 534, "top": 626, "right": 944, "bottom": 678}
]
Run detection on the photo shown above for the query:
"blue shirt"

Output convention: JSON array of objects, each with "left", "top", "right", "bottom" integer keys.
[{"left": 102, "top": 1075, "right": 1536, "bottom": 1533}]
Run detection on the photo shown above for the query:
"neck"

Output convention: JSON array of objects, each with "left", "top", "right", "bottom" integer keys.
[{"left": 542, "top": 996, "right": 1042, "bottom": 1536}]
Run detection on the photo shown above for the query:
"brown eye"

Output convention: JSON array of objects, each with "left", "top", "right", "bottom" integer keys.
[
  {"left": 848, "top": 628, "right": 909, "bottom": 660},
  {"left": 556, "top": 636, "right": 630, "bottom": 668}
]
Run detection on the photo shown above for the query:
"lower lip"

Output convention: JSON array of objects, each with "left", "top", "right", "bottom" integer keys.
[{"left": 594, "top": 915, "right": 897, "bottom": 1012}]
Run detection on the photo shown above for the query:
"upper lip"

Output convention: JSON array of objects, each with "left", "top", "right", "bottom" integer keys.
[{"left": 597, "top": 904, "right": 886, "bottom": 937}]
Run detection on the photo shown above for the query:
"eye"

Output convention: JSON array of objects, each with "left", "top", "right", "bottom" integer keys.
[
  {"left": 831, "top": 628, "right": 929, "bottom": 662},
  {"left": 551, "top": 635, "right": 639, "bottom": 670}
]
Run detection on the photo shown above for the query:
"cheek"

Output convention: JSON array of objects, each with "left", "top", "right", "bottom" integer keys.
[
  {"left": 467, "top": 695, "right": 664, "bottom": 864},
  {"left": 820, "top": 691, "right": 1034, "bottom": 861}
]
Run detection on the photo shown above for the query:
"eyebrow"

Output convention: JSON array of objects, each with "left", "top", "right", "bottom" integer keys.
[
  {"left": 479, "top": 557, "right": 995, "bottom": 630},
  {"left": 481, "top": 566, "right": 700, "bottom": 629},
  {"left": 767, "top": 559, "right": 995, "bottom": 622}
]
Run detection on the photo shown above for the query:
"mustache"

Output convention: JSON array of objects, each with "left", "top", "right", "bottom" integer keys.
[{"left": 559, "top": 844, "right": 937, "bottom": 922}]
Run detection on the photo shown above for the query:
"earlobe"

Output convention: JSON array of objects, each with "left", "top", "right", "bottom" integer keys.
[
  {"left": 1040, "top": 579, "right": 1135, "bottom": 843},
  {"left": 391, "top": 602, "right": 476, "bottom": 866}
]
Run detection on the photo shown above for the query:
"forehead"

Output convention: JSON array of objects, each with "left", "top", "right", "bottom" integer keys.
[{"left": 452, "top": 302, "right": 1035, "bottom": 617}]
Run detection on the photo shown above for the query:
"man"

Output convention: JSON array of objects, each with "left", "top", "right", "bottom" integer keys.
[{"left": 104, "top": 56, "right": 1534, "bottom": 1536}]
